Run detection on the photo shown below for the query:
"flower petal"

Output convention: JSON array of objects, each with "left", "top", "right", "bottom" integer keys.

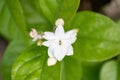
[
  {"left": 66, "top": 45, "right": 73, "bottom": 56},
  {"left": 43, "top": 32, "right": 55, "bottom": 40},
  {"left": 32, "top": 35, "right": 42, "bottom": 41},
  {"left": 65, "top": 30, "right": 77, "bottom": 44},
  {"left": 48, "top": 48, "right": 54, "bottom": 57},
  {"left": 67, "top": 37, "right": 77, "bottom": 44},
  {"left": 42, "top": 40, "right": 57, "bottom": 48},
  {"left": 54, "top": 45, "right": 67, "bottom": 61},
  {"left": 55, "top": 25, "right": 65, "bottom": 38},
  {"left": 65, "top": 30, "right": 77, "bottom": 38},
  {"left": 42, "top": 41, "right": 50, "bottom": 47}
]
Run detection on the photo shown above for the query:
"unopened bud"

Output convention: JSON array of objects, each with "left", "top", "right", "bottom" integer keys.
[
  {"left": 47, "top": 57, "right": 57, "bottom": 66},
  {"left": 29, "top": 28, "right": 38, "bottom": 38},
  {"left": 55, "top": 18, "right": 64, "bottom": 26}
]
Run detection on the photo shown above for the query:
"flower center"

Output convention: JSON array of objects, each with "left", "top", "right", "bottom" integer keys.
[{"left": 59, "top": 40, "right": 62, "bottom": 45}]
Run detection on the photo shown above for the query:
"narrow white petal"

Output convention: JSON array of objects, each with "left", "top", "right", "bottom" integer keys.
[
  {"left": 65, "top": 30, "right": 77, "bottom": 44},
  {"left": 66, "top": 45, "right": 74, "bottom": 56},
  {"left": 55, "top": 25, "right": 65, "bottom": 37},
  {"left": 65, "top": 30, "right": 77, "bottom": 39},
  {"left": 43, "top": 32, "right": 55, "bottom": 40},
  {"left": 48, "top": 48, "right": 54, "bottom": 57},
  {"left": 42, "top": 41, "right": 50, "bottom": 47},
  {"left": 47, "top": 57, "right": 57, "bottom": 66},
  {"left": 42, "top": 40, "right": 56, "bottom": 48},
  {"left": 67, "top": 37, "right": 77, "bottom": 44},
  {"left": 54, "top": 45, "right": 67, "bottom": 61}
]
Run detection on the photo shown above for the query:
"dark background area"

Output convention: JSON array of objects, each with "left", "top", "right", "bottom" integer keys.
[{"left": 0, "top": 0, "right": 120, "bottom": 80}]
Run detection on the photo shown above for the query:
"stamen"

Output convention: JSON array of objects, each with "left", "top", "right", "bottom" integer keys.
[{"left": 59, "top": 40, "right": 62, "bottom": 45}]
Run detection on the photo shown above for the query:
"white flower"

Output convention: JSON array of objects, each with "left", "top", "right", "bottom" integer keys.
[
  {"left": 29, "top": 28, "right": 42, "bottom": 41},
  {"left": 42, "top": 18, "right": 78, "bottom": 63}
]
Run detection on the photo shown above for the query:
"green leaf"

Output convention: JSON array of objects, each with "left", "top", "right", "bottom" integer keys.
[
  {"left": 81, "top": 62, "right": 102, "bottom": 80},
  {"left": 57, "top": 0, "right": 80, "bottom": 24},
  {"left": 0, "top": 1, "right": 52, "bottom": 79},
  {"left": 6, "top": 0, "right": 29, "bottom": 43},
  {"left": 100, "top": 60, "right": 120, "bottom": 80},
  {"left": 0, "top": 0, "right": 51, "bottom": 80},
  {"left": 0, "top": 1, "right": 28, "bottom": 79},
  {"left": 1, "top": 40, "right": 27, "bottom": 80},
  {"left": 39, "top": 0, "right": 59, "bottom": 24},
  {"left": 60, "top": 57, "right": 82, "bottom": 80},
  {"left": 12, "top": 44, "right": 82, "bottom": 80},
  {"left": 39, "top": 0, "right": 80, "bottom": 24},
  {"left": 117, "top": 20, "right": 120, "bottom": 25},
  {"left": 70, "top": 11, "right": 120, "bottom": 62},
  {"left": 20, "top": 0, "right": 50, "bottom": 25},
  {"left": 20, "top": 0, "right": 53, "bottom": 33},
  {"left": 0, "top": 1, "right": 17, "bottom": 40}
]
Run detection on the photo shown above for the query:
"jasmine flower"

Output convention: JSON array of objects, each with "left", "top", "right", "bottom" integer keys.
[{"left": 42, "top": 18, "right": 78, "bottom": 66}]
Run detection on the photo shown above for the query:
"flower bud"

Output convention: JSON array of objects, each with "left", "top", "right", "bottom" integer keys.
[
  {"left": 29, "top": 28, "right": 38, "bottom": 38},
  {"left": 55, "top": 18, "right": 64, "bottom": 26},
  {"left": 47, "top": 57, "right": 57, "bottom": 66}
]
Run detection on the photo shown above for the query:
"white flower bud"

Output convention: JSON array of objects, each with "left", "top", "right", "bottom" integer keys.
[
  {"left": 47, "top": 57, "right": 57, "bottom": 66},
  {"left": 55, "top": 18, "right": 64, "bottom": 26},
  {"left": 29, "top": 28, "right": 38, "bottom": 38}
]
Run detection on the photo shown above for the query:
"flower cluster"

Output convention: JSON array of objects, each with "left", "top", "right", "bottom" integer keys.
[{"left": 29, "top": 18, "right": 78, "bottom": 66}]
